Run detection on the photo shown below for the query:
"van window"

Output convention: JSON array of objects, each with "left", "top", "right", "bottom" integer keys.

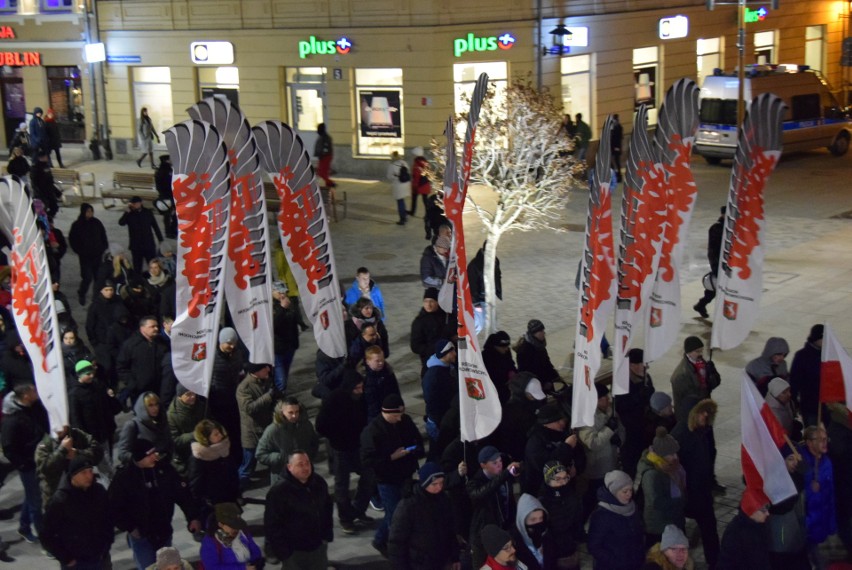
[
  {"left": 821, "top": 91, "right": 844, "bottom": 119},
  {"left": 699, "top": 98, "right": 738, "bottom": 125},
  {"left": 791, "top": 93, "right": 821, "bottom": 121}
]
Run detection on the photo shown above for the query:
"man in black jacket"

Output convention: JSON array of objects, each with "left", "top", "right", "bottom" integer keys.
[
  {"left": 68, "top": 203, "right": 108, "bottom": 305},
  {"left": 360, "top": 394, "right": 425, "bottom": 554},
  {"left": 41, "top": 457, "right": 113, "bottom": 568},
  {"left": 118, "top": 196, "right": 163, "bottom": 274},
  {"left": 208, "top": 326, "right": 246, "bottom": 466},
  {"left": 116, "top": 315, "right": 169, "bottom": 403},
  {"left": 264, "top": 450, "right": 334, "bottom": 568},
  {"left": 410, "top": 288, "right": 456, "bottom": 377},
  {"left": 467, "top": 445, "right": 521, "bottom": 568},
  {"left": 522, "top": 402, "right": 583, "bottom": 495},
  {"left": 693, "top": 206, "right": 725, "bottom": 319}
]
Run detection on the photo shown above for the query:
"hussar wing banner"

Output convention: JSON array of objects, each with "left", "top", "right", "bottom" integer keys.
[
  {"left": 439, "top": 72, "right": 490, "bottom": 315},
  {"left": 0, "top": 176, "right": 67, "bottom": 430},
  {"left": 613, "top": 105, "right": 667, "bottom": 395},
  {"left": 252, "top": 120, "right": 347, "bottom": 358},
  {"left": 165, "top": 120, "right": 231, "bottom": 397},
  {"left": 187, "top": 97, "right": 274, "bottom": 363},
  {"left": 711, "top": 94, "right": 785, "bottom": 351},
  {"left": 572, "top": 126, "right": 617, "bottom": 429},
  {"left": 645, "top": 79, "right": 700, "bottom": 362}
]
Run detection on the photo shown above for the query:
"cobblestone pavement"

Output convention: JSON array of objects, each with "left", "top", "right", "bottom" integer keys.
[{"left": 1, "top": 145, "right": 850, "bottom": 568}]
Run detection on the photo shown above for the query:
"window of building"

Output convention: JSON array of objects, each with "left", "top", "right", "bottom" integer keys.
[
  {"left": 754, "top": 30, "right": 776, "bottom": 65},
  {"left": 40, "top": 0, "right": 72, "bottom": 12},
  {"left": 561, "top": 54, "right": 592, "bottom": 128},
  {"left": 355, "top": 68, "right": 403, "bottom": 157},
  {"left": 633, "top": 46, "right": 660, "bottom": 125},
  {"left": 805, "top": 25, "right": 825, "bottom": 72},
  {"left": 198, "top": 66, "right": 239, "bottom": 107},
  {"left": 46, "top": 66, "right": 84, "bottom": 142},
  {"left": 285, "top": 67, "right": 326, "bottom": 156},
  {"left": 696, "top": 37, "right": 722, "bottom": 86},
  {"left": 133, "top": 67, "right": 173, "bottom": 150},
  {"left": 0, "top": 0, "right": 18, "bottom": 13}
]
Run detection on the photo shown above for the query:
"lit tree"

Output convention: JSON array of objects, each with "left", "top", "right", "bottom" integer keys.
[{"left": 432, "top": 78, "right": 581, "bottom": 334}]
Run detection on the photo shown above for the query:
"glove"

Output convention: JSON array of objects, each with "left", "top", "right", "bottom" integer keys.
[
  {"left": 605, "top": 415, "right": 619, "bottom": 431},
  {"left": 610, "top": 433, "right": 623, "bottom": 447}
]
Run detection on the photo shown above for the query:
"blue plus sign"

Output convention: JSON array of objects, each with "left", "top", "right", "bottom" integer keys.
[
  {"left": 498, "top": 33, "right": 515, "bottom": 47},
  {"left": 337, "top": 37, "right": 352, "bottom": 50}
]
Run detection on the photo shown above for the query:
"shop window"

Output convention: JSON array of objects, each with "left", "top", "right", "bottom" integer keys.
[
  {"left": 40, "top": 0, "right": 72, "bottom": 12},
  {"left": 0, "top": 66, "right": 24, "bottom": 146},
  {"left": 46, "top": 66, "right": 84, "bottom": 142},
  {"left": 133, "top": 67, "right": 173, "bottom": 151},
  {"left": 754, "top": 30, "right": 776, "bottom": 65},
  {"left": 696, "top": 38, "right": 722, "bottom": 86},
  {"left": 0, "top": 0, "right": 18, "bottom": 13},
  {"left": 633, "top": 46, "right": 660, "bottom": 125},
  {"left": 198, "top": 66, "right": 239, "bottom": 107},
  {"left": 805, "top": 25, "right": 825, "bottom": 72},
  {"left": 355, "top": 68, "right": 403, "bottom": 157},
  {"left": 561, "top": 54, "right": 592, "bottom": 129}
]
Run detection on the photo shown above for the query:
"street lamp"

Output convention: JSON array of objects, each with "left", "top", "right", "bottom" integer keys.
[{"left": 543, "top": 24, "right": 572, "bottom": 56}]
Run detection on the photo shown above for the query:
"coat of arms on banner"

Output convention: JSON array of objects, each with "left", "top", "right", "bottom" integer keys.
[
  {"left": 251, "top": 311, "right": 258, "bottom": 329},
  {"left": 650, "top": 307, "right": 662, "bottom": 328},
  {"left": 465, "top": 377, "right": 486, "bottom": 400},
  {"left": 724, "top": 300, "right": 738, "bottom": 320},
  {"left": 192, "top": 343, "right": 207, "bottom": 361},
  {"left": 319, "top": 310, "right": 329, "bottom": 330}
]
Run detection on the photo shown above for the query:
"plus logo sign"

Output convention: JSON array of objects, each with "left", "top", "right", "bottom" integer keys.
[
  {"left": 497, "top": 33, "right": 516, "bottom": 50},
  {"left": 336, "top": 37, "right": 352, "bottom": 54}
]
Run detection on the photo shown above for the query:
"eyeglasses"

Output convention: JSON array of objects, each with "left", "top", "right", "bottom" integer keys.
[{"left": 552, "top": 475, "right": 570, "bottom": 482}]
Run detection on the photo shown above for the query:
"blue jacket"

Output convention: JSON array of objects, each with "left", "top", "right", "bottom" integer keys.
[
  {"left": 200, "top": 531, "right": 263, "bottom": 569},
  {"left": 799, "top": 443, "right": 837, "bottom": 544},
  {"left": 343, "top": 279, "right": 386, "bottom": 319}
]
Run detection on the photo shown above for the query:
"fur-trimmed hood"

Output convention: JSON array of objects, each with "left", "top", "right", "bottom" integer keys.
[{"left": 687, "top": 399, "right": 717, "bottom": 431}]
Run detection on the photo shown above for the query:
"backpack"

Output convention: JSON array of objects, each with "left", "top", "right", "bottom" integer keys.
[{"left": 397, "top": 163, "right": 411, "bottom": 183}]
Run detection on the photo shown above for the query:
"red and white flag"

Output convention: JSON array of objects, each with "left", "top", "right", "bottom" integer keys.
[
  {"left": 645, "top": 79, "right": 700, "bottom": 362},
  {"left": 253, "top": 121, "right": 347, "bottom": 359},
  {"left": 572, "top": 117, "right": 617, "bottom": 429},
  {"left": 165, "top": 120, "right": 231, "bottom": 397},
  {"left": 711, "top": 94, "right": 785, "bottom": 351},
  {"left": 188, "top": 97, "right": 275, "bottom": 363},
  {"left": 0, "top": 176, "right": 67, "bottom": 430},
  {"left": 741, "top": 372, "right": 796, "bottom": 514},
  {"left": 441, "top": 74, "right": 502, "bottom": 442},
  {"left": 820, "top": 323, "right": 852, "bottom": 413},
  {"left": 613, "top": 105, "right": 666, "bottom": 395}
]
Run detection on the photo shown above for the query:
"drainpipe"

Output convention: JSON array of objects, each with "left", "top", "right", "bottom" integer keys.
[{"left": 536, "top": 0, "right": 543, "bottom": 91}]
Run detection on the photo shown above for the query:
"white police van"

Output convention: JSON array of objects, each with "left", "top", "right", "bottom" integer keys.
[{"left": 694, "top": 65, "right": 852, "bottom": 164}]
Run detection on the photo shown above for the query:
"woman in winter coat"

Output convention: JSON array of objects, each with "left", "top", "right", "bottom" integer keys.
[
  {"left": 538, "top": 461, "right": 582, "bottom": 569},
  {"left": 344, "top": 297, "right": 390, "bottom": 360},
  {"left": 635, "top": 427, "right": 686, "bottom": 546},
  {"left": 409, "top": 146, "right": 431, "bottom": 216},
  {"left": 588, "top": 470, "right": 645, "bottom": 570},
  {"left": 189, "top": 420, "right": 240, "bottom": 523},
  {"left": 387, "top": 150, "right": 410, "bottom": 225},
  {"left": 115, "top": 391, "right": 174, "bottom": 465}
]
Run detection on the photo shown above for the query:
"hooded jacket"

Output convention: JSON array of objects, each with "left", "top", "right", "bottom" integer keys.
[
  {"left": 166, "top": 395, "right": 206, "bottom": 477},
  {"left": 578, "top": 406, "right": 625, "bottom": 479},
  {"left": 587, "top": 486, "right": 645, "bottom": 570},
  {"left": 746, "top": 337, "right": 790, "bottom": 395},
  {"left": 790, "top": 340, "right": 821, "bottom": 419},
  {"left": 115, "top": 392, "right": 174, "bottom": 466},
  {"left": 68, "top": 203, "right": 108, "bottom": 262},
  {"left": 41, "top": 474, "right": 113, "bottom": 565},
  {"left": 511, "top": 494, "right": 556, "bottom": 570},
  {"left": 0, "top": 390, "right": 49, "bottom": 470},
  {"left": 235, "top": 371, "right": 275, "bottom": 448},
  {"left": 256, "top": 403, "right": 320, "bottom": 482},
  {"left": 672, "top": 398, "right": 717, "bottom": 511},
  {"left": 410, "top": 305, "right": 455, "bottom": 363},
  {"left": 188, "top": 424, "right": 239, "bottom": 507}
]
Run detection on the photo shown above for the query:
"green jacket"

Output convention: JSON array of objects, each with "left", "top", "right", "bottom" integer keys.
[
  {"left": 236, "top": 373, "right": 275, "bottom": 448},
  {"left": 635, "top": 449, "right": 686, "bottom": 534},
  {"left": 256, "top": 404, "right": 319, "bottom": 483},
  {"left": 35, "top": 429, "right": 103, "bottom": 506},
  {"left": 167, "top": 397, "right": 206, "bottom": 477}
]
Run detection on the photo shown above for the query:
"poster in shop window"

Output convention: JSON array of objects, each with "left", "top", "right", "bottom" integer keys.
[
  {"left": 634, "top": 66, "right": 657, "bottom": 109},
  {"left": 358, "top": 88, "right": 402, "bottom": 138}
]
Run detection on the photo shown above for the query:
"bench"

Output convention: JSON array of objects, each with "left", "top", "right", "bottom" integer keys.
[
  {"left": 263, "top": 180, "right": 347, "bottom": 222},
  {"left": 102, "top": 171, "right": 158, "bottom": 208},
  {"left": 53, "top": 168, "right": 96, "bottom": 203}
]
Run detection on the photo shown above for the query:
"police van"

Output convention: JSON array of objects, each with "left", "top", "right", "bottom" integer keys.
[{"left": 694, "top": 65, "right": 852, "bottom": 164}]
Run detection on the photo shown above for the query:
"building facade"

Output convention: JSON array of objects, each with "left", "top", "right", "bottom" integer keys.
[{"left": 96, "top": 0, "right": 848, "bottom": 176}]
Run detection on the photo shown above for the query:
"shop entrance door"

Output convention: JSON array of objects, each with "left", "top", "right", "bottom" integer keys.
[
  {"left": 289, "top": 84, "right": 325, "bottom": 158},
  {"left": 1, "top": 78, "right": 25, "bottom": 148}
]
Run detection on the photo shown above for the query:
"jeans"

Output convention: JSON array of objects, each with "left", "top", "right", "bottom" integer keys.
[
  {"left": 331, "top": 448, "right": 374, "bottom": 523},
  {"left": 239, "top": 447, "right": 257, "bottom": 482},
  {"left": 18, "top": 468, "right": 42, "bottom": 534},
  {"left": 127, "top": 533, "right": 168, "bottom": 570},
  {"left": 374, "top": 482, "right": 403, "bottom": 547},
  {"left": 396, "top": 199, "right": 407, "bottom": 223},
  {"left": 274, "top": 350, "right": 296, "bottom": 393}
]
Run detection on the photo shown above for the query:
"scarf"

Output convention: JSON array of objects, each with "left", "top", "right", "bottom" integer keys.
[
  {"left": 689, "top": 357, "right": 707, "bottom": 389},
  {"left": 646, "top": 451, "right": 686, "bottom": 495},
  {"left": 598, "top": 499, "right": 636, "bottom": 517},
  {"left": 148, "top": 271, "right": 167, "bottom": 287},
  {"left": 217, "top": 530, "right": 252, "bottom": 562},
  {"left": 191, "top": 438, "right": 230, "bottom": 461},
  {"left": 524, "top": 332, "right": 547, "bottom": 349}
]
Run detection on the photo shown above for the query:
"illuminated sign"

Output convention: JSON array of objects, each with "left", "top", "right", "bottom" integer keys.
[
  {"left": 84, "top": 43, "right": 105, "bottom": 63},
  {"left": 745, "top": 7, "right": 768, "bottom": 23},
  {"left": 0, "top": 52, "right": 40, "bottom": 66},
  {"left": 453, "top": 32, "right": 516, "bottom": 58},
  {"left": 659, "top": 15, "right": 689, "bottom": 39},
  {"left": 298, "top": 36, "right": 352, "bottom": 59},
  {"left": 191, "top": 41, "right": 234, "bottom": 65},
  {"left": 562, "top": 27, "right": 589, "bottom": 47},
  {"left": 0, "top": 27, "right": 15, "bottom": 39}
]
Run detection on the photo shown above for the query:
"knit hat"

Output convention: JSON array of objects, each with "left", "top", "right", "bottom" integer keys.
[
  {"left": 768, "top": 377, "right": 791, "bottom": 398},
  {"left": 650, "top": 392, "right": 672, "bottom": 413},
  {"left": 434, "top": 235, "right": 451, "bottom": 250},
  {"left": 381, "top": 393, "right": 405, "bottom": 412},
  {"left": 628, "top": 348, "right": 644, "bottom": 364},
  {"left": 478, "top": 445, "right": 501, "bottom": 464},
  {"left": 660, "top": 524, "right": 688, "bottom": 551},
  {"left": 684, "top": 336, "right": 704, "bottom": 353},
  {"left": 130, "top": 196, "right": 143, "bottom": 204},
  {"left": 808, "top": 324, "right": 824, "bottom": 343},
  {"left": 595, "top": 383, "right": 610, "bottom": 399},
  {"left": 218, "top": 327, "right": 238, "bottom": 345},
  {"left": 215, "top": 502, "right": 247, "bottom": 530},
  {"left": 131, "top": 439, "right": 158, "bottom": 462},
  {"left": 155, "top": 547, "right": 182, "bottom": 570},
  {"left": 652, "top": 426, "right": 680, "bottom": 457},
  {"left": 100, "top": 278, "right": 115, "bottom": 290},
  {"left": 423, "top": 287, "right": 439, "bottom": 301},
  {"left": 604, "top": 470, "right": 633, "bottom": 495},
  {"left": 412, "top": 146, "right": 425, "bottom": 158},
  {"left": 75, "top": 359, "right": 95, "bottom": 377},
  {"left": 54, "top": 299, "right": 67, "bottom": 315},
  {"left": 536, "top": 402, "right": 566, "bottom": 425},
  {"left": 159, "top": 239, "right": 176, "bottom": 256},
  {"left": 418, "top": 462, "right": 445, "bottom": 487},
  {"left": 480, "top": 524, "right": 512, "bottom": 558},
  {"left": 176, "top": 382, "right": 190, "bottom": 397},
  {"left": 435, "top": 339, "right": 455, "bottom": 359},
  {"left": 524, "top": 378, "right": 546, "bottom": 401},
  {"left": 527, "top": 319, "right": 545, "bottom": 335},
  {"left": 543, "top": 460, "right": 567, "bottom": 484},
  {"left": 491, "top": 331, "right": 511, "bottom": 347},
  {"left": 246, "top": 362, "right": 272, "bottom": 374},
  {"left": 66, "top": 456, "right": 94, "bottom": 477}
]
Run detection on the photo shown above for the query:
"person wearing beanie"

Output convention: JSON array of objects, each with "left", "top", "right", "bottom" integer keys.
[
  {"left": 360, "top": 393, "right": 424, "bottom": 554},
  {"left": 422, "top": 339, "right": 458, "bottom": 447},
  {"left": 615, "top": 347, "right": 656, "bottom": 478},
  {"left": 765, "top": 377, "right": 798, "bottom": 437},
  {"left": 479, "top": 524, "right": 518, "bottom": 570},
  {"left": 420, "top": 232, "right": 450, "bottom": 288},
  {"left": 588, "top": 469, "right": 645, "bottom": 570},
  {"left": 578, "top": 382, "right": 625, "bottom": 521},
  {"left": 718, "top": 500, "right": 772, "bottom": 570},
  {"left": 166, "top": 382, "right": 205, "bottom": 479},
  {"left": 410, "top": 287, "right": 456, "bottom": 376},
  {"left": 388, "top": 461, "right": 459, "bottom": 569},
  {"left": 218, "top": 327, "right": 238, "bottom": 346},
  {"left": 236, "top": 360, "right": 277, "bottom": 489},
  {"left": 483, "top": 330, "right": 517, "bottom": 404},
  {"left": 644, "top": 524, "right": 694, "bottom": 570},
  {"left": 515, "top": 319, "right": 561, "bottom": 391},
  {"left": 635, "top": 427, "right": 686, "bottom": 546},
  {"left": 344, "top": 297, "right": 389, "bottom": 365},
  {"left": 68, "top": 202, "right": 109, "bottom": 306},
  {"left": 409, "top": 145, "right": 431, "bottom": 216},
  {"left": 68, "top": 354, "right": 122, "bottom": 466},
  {"left": 692, "top": 205, "right": 725, "bottom": 319},
  {"left": 200, "top": 503, "right": 262, "bottom": 570},
  {"left": 148, "top": 546, "right": 194, "bottom": 570},
  {"left": 35, "top": 423, "right": 104, "bottom": 507},
  {"left": 746, "top": 337, "right": 791, "bottom": 397},
  {"left": 670, "top": 336, "right": 720, "bottom": 414},
  {"left": 109, "top": 438, "right": 202, "bottom": 569},
  {"left": 511, "top": 493, "right": 556, "bottom": 570},
  {"left": 538, "top": 461, "right": 582, "bottom": 569},
  {"left": 467, "top": 446, "right": 521, "bottom": 568},
  {"left": 208, "top": 325, "right": 247, "bottom": 468},
  {"left": 521, "top": 402, "right": 583, "bottom": 495},
  {"left": 84, "top": 276, "right": 126, "bottom": 387},
  {"left": 790, "top": 323, "right": 824, "bottom": 427},
  {"left": 643, "top": 391, "right": 677, "bottom": 452},
  {"left": 41, "top": 453, "right": 113, "bottom": 569}
]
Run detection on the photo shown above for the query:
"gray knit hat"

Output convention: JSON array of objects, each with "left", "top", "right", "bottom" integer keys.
[
  {"left": 604, "top": 470, "right": 632, "bottom": 495},
  {"left": 660, "top": 524, "right": 688, "bottom": 551}
]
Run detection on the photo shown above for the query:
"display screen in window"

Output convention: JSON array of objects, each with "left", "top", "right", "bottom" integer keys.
[{"left": 358, "top": 88, "right": 402, "bottom": 138}]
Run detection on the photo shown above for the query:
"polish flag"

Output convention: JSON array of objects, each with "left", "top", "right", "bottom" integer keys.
[
  {"left": 820, "top": 323, "right": 852, "bottom": 412},
  {"left": 740, "top": 373, "right": 796, "bottom": 514}
]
